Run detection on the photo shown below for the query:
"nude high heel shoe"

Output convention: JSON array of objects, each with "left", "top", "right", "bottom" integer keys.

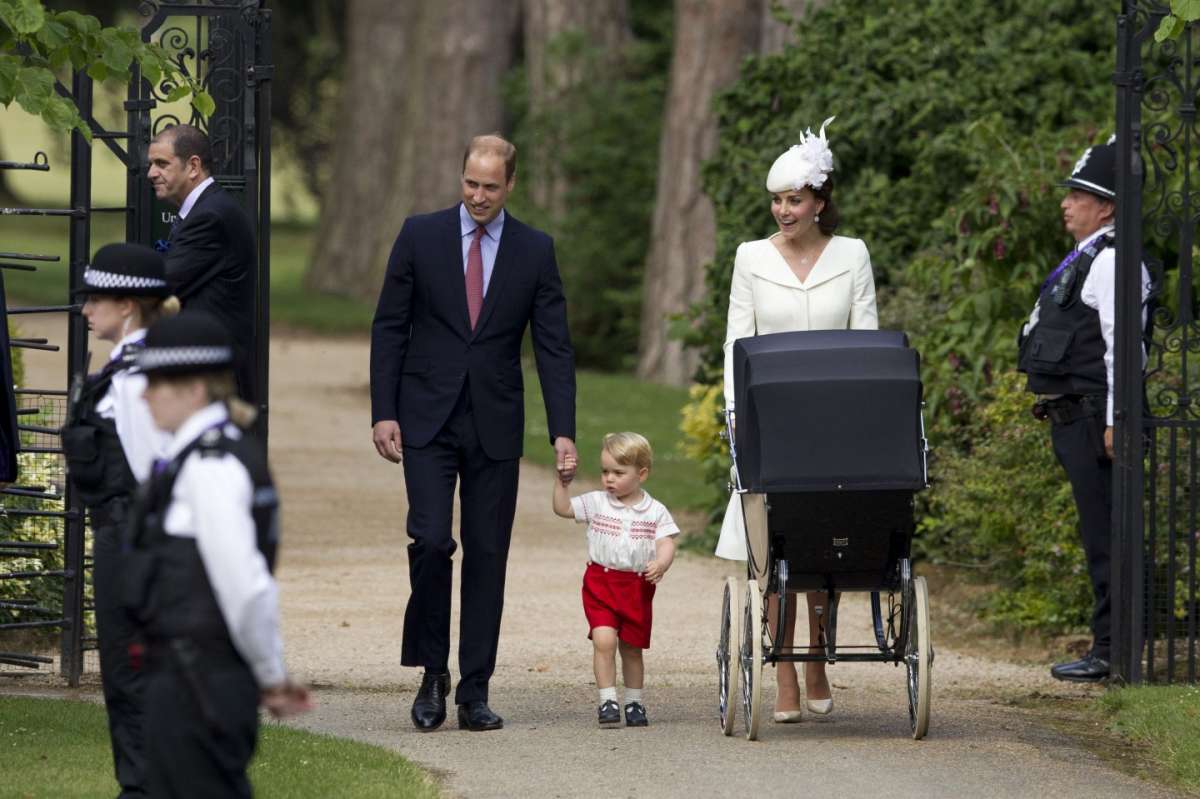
[{"left": 805, "top": 663, "right": 834, "bottom": 715}]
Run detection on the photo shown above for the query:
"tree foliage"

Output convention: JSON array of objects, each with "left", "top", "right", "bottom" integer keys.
[
  {"left": 679, "top": 1, "right": 1122, "bottom": 630},
  {"left": 266, "top": 0, "right": 344, "bottom": 199},
  {"left": 505, "top": 2, "right": 672, "bottom": 371},
  {"left": 0, "top": 0, "right": 211, "bottom": 140},
  {"left": 892, "top": 119, "right": 1100, "bottom": 424},
  {"left": 1156, "top": 0, "right": 1200, "bottom": 41},
  {"left": 917, "top": 371, "right": 1091, "bottom": 632},
  {"left": 685, "top": 0, "right": 1114, "bottom": 383}
]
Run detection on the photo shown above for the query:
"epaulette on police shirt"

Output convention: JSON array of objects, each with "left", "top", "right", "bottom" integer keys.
[{"left": 197, "top": 427, "right": 227, "bottom": 457}]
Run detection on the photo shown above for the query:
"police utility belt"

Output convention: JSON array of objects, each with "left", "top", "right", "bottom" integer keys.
[{"left": 1031, "top": 394, "right": 1104, "bottom": 425}]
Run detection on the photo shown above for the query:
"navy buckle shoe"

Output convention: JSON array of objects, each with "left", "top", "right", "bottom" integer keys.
[
  {"left": 598, "top": 699, "right": 620, "bottom": 727},
  {"left": 624, "top": 701, "right": 648, "bottom": 727}
]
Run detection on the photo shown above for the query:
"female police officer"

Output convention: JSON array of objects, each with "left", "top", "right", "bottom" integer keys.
[
  {"left": 62, "top": 242, "right": 177, "bottom": 797},
  {"left": 123, "top": 312, "right": 309, "bottom": 797}
]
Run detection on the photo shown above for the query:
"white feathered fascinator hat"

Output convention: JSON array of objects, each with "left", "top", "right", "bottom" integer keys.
[{"left": 766, "top": 116, "right": 836, "bottom": 193}]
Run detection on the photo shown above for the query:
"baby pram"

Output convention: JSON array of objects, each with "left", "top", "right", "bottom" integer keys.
[{"left": 715, "top": 329, "right": 932, "bottom": 740}]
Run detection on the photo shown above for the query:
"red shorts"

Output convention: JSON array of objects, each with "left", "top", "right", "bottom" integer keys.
[{"left": 582, "top": 562, "right": 656, "bottom": 649}]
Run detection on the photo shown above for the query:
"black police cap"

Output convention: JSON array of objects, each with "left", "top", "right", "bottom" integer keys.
[
  {"left": 72, "top": 242, "right": 170, "bottom": 299},
  {"left": 137, "top": 312, "right": 236, "bottom": 377},
  {"left": 1060, "top": 135, "right": 1116, "bottom": 201}
]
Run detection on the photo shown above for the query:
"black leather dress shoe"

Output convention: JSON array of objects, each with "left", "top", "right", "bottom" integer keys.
[
  {"left": 1050, "top": 654, "right": 1110, "bottom": 683},
  {"left": 411, "top": 671, "right": 449, "bottom": 731},
  {"left": 457, "top": 701, "right": 504, "bottom": 731}
]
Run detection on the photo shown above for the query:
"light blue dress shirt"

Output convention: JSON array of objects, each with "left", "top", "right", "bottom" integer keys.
[{"left": 459, "top": 203, "right": 505, "bottom": 296}]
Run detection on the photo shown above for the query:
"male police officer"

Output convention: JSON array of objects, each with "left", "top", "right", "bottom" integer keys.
[{"left": 1018, "top": 135, "right": 1148, "bottom": 682}]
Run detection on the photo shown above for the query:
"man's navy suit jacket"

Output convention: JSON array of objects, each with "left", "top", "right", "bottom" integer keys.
[
  {"left": 370, "top": 205, "right": 576, "bottom": 460},
  {"left": 165, "top": 182, "right": 258, "bottom": 401}
]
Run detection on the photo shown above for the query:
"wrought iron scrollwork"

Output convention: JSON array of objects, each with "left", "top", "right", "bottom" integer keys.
[
  {"left": 1127, "top": 4, "right": 1200, "bottom": 424},
  {"left": 139, "top": 4, "right": 259, "bottom": 175}
]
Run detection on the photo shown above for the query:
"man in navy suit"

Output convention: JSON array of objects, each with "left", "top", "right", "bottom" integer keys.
[
  {"left": 371, "top": 134, "right": 577, "bottom": 732},
  {"left": 147, "top": 124, "right": 258, "bottom": 403}
]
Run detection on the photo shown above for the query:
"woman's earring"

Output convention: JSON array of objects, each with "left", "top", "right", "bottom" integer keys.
[{"left": 814, "top": 214, "right": 820, "bottom": 223}]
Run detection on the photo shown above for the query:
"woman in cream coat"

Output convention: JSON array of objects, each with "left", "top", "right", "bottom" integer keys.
[{"left": 716, "top": 118, "right": 878, "bottom": 722}]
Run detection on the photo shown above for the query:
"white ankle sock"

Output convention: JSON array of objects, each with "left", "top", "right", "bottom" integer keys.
[
  {"left": 624, "top": 688, "right": 643, "bottom": 704},
  {"left": 598, "top": 687, "right": 617, "bottom": 704}
]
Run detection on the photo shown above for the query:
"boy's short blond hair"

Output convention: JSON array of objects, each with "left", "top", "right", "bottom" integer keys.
[{"left": 602, "top": 432, "right": 653, "bottom": 471}]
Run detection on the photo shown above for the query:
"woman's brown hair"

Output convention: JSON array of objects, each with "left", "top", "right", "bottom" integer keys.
[{"left": 810, "top": 174, "right": 840, "bottom": 236}]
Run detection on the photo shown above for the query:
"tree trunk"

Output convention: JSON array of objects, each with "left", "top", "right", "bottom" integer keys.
[
  {"left": 758, "top": 0, "right": 824, "bottom": 55},
  {"left": 634, "top": 0, "right": 759, "bottom": 386},
  {"left": 521, "top": 0, "right": 630, "bottom": 215},
  {"left": 306, "top": 0, "right": 519, "bottom": 298},
  {"left": 634, "top": 0, "right": 823, "bottom": 386}
]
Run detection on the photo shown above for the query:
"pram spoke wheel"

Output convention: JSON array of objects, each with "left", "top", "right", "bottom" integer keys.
[
  {"left": 905, "top": 575, "right": 932, "bottom": 739},
  {"left": 740, "top": 579, "right": 763, "bottom": 740},
  {"left": 718, "top": 576, "right": 739, "bottom": 736}
]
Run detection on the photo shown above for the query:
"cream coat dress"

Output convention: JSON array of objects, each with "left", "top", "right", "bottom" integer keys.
[{"left": 714, "top": 233, "right": 879, "bottom": 560}]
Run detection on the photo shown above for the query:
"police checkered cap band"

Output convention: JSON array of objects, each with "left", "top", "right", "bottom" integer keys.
[
  {"left": 137, "top": 345, "right": 234, "bottom": 371},
  {"left": 83, "top": 267, "right": 169, "bottom": 291},
  {"left": 1063, "top": 177, "right": 1116, "bottom": 200}
]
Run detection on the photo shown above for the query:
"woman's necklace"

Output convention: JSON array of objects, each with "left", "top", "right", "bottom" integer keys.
[{"left": 779, "top": 234, "right": 828, "bottom": 281}]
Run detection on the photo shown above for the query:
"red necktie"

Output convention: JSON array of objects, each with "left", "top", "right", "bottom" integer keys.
[{"left": 466, "top": 225, "right": 484, "bottom": 330}]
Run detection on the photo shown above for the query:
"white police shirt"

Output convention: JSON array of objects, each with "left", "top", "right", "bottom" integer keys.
[
  {"left": 161, "top": 402, "right": 285, "bottom": 688},
  {"left": 94, "top": 328, "right": 171, "bottom": 482}
]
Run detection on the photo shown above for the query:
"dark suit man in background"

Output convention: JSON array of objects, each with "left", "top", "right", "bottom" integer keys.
[
  {"left": 370, "top": 134, "right": 577, "bottom": 732},
  {"left": 147, "top": 124, "right": 258, "bottom": 403}
]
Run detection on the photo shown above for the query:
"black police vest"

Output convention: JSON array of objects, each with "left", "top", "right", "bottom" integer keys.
[
  {"left": 60, "top": 354, "right": 139, "bottom": 510},
  {"left": 1018, "top": 235, "right": 1112, "bottom": 396},
  {"left": 126, "top": 426, "right": 279, "bottom": 644}
]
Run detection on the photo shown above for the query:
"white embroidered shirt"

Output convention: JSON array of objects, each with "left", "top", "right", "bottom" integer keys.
[{"left": 570, "top": 489, "right": 680, "bottom": 573}]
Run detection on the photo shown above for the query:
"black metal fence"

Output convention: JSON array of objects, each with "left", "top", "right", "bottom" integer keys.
[
  {"left": 0, "top": 100, "right": 94, "bottom": 684},
  {"left": 1113, "top": 0, "right": 1200, "bottom": 684},
  {"left": 0, "top": 0, "right": 271, "bottom": 686}
]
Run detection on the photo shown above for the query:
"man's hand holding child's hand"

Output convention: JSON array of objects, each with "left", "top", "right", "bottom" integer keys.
[{"left": 558, "top": 454, "right": 577, "bottom": 485}]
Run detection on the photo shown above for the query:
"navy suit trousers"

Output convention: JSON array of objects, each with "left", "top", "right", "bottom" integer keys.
[{"left": 400, "top": 384, "right": 520, "bottom": 705}]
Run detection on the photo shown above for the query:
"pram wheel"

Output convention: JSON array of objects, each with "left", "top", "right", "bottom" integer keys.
[
  {"left": 741, "top": 579, "right": 763, "bottom": 740},
  {"left": 905, "top": 575, "right": 931, "bottom": 739},
  {"left": 717, "top": 576, "right": 739, "bottom": 736}
]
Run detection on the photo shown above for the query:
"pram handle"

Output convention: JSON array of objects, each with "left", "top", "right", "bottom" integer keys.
[{"left": 723, "top": 409, "right": 745, "bottom": 494}]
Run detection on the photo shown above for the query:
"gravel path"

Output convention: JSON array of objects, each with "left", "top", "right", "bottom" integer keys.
[
  {"left": 264, "top": 333, "right": 1184, "bottom": 799},
  {"left": 7, "top": 321, "right": 1187, "bottom": 798}
]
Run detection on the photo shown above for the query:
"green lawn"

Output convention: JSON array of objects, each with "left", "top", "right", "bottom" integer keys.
[
  {"left": 0, "top": 695, "right": 439, "bottom": 798},
  {"left": 1096, "top": 684, "right": 1200, "bottom": 791},
  {"left": 522, "top": 366, "right": 707, "bottom": 514}
]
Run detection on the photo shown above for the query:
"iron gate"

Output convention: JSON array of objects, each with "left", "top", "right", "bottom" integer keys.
[
  {"left": 0, "top": 0, "right": 271, "bottom": 686},
  {"left": 1113, "top": 0, "right": 1200, "bottom": 684}
]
